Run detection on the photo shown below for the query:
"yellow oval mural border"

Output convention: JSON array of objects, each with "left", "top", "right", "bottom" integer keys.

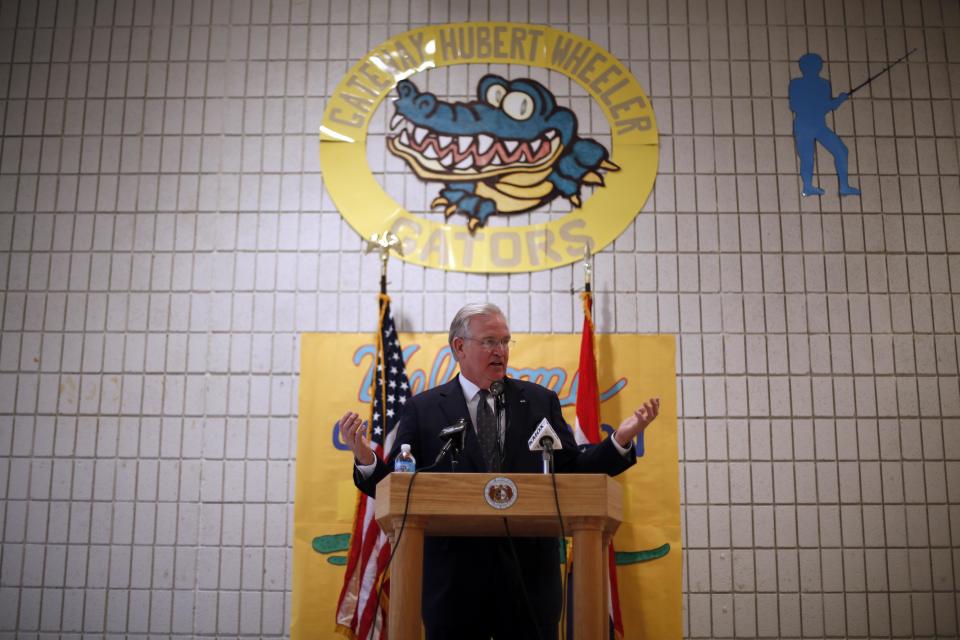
[{"left": 319, "top": 23, "right": 659, "bottom": 273}]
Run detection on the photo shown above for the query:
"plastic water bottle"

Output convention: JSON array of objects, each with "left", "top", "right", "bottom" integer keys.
[{"left": 394, "top": 444, "right": 416, "bottom": 473}]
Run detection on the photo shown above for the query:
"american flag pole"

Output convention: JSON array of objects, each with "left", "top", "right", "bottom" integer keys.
[{"left": 335, "top": 233, "right": 407, "bottom": 640}]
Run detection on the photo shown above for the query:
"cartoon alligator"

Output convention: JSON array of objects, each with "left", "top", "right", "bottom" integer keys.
[{"left": 386, "top": 74, "right": 619, "bottom": 231}]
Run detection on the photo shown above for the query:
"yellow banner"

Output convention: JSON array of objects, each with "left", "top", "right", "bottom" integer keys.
[{"left": 293, "top": 333, "right": 680, "bottom": 639}]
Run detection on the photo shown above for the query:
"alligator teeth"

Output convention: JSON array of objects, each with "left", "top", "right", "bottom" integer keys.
[
  {"left": 439, "top": 151, "right": 454, "bottom": 167},
  {"left": 545, "top": 129, "right": 557, "bottom": 140},
  {"left": 457, "top": 136, "right": 473, "bottom": 153},
  {"left": 414, "top": 126, "right": 428, "bottom": 145},
  {"left": 455, "top": 155, "right": 474, "bottom": 170},
  {"left": 423, "top": 144, "right": 439, "bottom": 159},
  {"left": 504, "top": 139, "right": 519, "bottom": 154},
  {"left": 399, "top": 130, "right": 410, "bottom": 146},
  {"left": 477, "top": 134, "right": 494, "bottom": 154},
  {"left": 405, "top": 121, "right": 415, "bottom": 134},
  {"left": 517, "top": 150, "right": 527, "bottom": 162},
  {"left": 390, "top": 114, "right": 404, "bottom": 130},
  {"left": 438, "top": 135, "right": 452, "bottom": 148},
  {"left": 490, "top": 153, "right": 502, "bottom": 165},
  {"left": 530, "top": 139, "right": 542, "bottom": 153}
]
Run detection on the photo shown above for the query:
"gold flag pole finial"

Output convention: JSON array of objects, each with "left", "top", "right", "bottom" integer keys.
[
  {"left": 583, "top": 245, "right": 593, "bottom": 291},
  {"left": 364, "top": 231, "right": 402, "bottom": 294}
]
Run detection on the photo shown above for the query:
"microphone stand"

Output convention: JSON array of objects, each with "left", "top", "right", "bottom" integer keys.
[
  {"left": 433, "top": 438, "right": 457, "bottom": 468},
  {"left": 433, "top": 419, "right": 467, "bottom": 470},
  {"left": 450, "top": 428, "right": 464, "bottom": 472},
  {"left": 487, "top": 379, "right": 506, "bottom": 472},
  {"left": 540, "top": 437, "right": 555, "bottom": 474},
  {"left": 494, "top": 393, "right": 504, "bottom": 470}
]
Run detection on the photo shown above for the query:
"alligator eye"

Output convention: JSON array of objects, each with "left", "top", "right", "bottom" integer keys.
[
  {"left": 485, "top": 84, "right": 506, "bottom": 107},
  {"left": 501, "top": 92, "right": 534, "bottom": 121}
]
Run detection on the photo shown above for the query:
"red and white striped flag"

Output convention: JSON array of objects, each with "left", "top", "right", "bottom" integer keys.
[
  {"left": 574, "top": 291, "right": 601, "bottom": 447},
  {"left": 573, "top": 290, "right": 625, "bottom": 639},
  {"left": 336, "top": 295, "right": 410, "bottom": 639}
]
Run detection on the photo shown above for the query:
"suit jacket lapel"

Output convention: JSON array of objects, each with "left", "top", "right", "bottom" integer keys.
[{"left": 437, "top": 374, "right": 486, "bottom": 472}]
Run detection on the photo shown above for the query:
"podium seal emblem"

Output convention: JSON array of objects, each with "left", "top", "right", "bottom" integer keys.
[{"left": 483, "top": 477, "right": 518, "bottom": 510}]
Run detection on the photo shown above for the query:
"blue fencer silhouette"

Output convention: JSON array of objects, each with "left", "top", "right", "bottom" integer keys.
[{"left": 788, "top": 53, "right": 861, "bottom": 197}]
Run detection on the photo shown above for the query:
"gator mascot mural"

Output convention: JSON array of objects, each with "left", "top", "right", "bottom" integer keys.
[{"left": 386, "top": 74, "right": 619, "bottom": 231}]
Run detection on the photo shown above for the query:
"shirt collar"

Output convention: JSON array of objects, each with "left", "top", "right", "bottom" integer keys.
[{"left": 457, "top": 373, "right": 484, "bottom": 401}]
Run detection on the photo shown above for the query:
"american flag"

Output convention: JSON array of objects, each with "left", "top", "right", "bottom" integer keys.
[{"left": 336, "top": 295, "right": 410, "bottom": 639}]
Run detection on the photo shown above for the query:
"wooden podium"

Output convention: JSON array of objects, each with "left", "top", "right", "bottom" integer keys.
[{"left": 375, "top": 472, "right": 623, "bottom": 640}]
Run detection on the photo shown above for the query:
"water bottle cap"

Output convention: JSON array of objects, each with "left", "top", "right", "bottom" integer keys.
[{"left": 400, "top": 443, "right": 411, "bottom": 452}]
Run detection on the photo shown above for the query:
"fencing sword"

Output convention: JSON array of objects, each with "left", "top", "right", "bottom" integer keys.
[{"left": 848, "top": 48, "right": 916, "bottom": 96}]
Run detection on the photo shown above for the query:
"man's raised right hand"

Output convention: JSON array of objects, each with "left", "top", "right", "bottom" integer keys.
[{"left": 340, "top": 411, "right": 376, "bottom": 466}]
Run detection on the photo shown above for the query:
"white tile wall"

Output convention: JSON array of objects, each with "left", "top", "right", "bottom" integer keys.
[{"left": 1, "top": 0, "right": 959, "bottom": 637}]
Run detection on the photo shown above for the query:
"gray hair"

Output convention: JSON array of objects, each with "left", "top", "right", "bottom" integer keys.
[{"left": 448, "top": 302, "right": 506, "bottom": 349}]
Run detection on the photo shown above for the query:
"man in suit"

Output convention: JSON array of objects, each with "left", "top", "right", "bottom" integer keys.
[{"left": 340, "top": 302, "right": 659, "bottom": 640}]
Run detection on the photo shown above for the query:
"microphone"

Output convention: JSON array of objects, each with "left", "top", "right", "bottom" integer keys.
[
  {"left": 528, "top": 418, "right": 563, "bottom": 474},
  {"left": 439, "top": 418, "right": 467, "bottom": 454},
  {"left": 489, "top": 380, "right": 506, "bottom": 465},
  {"left": 433, "top": 417, "right": 468, "bottom": 468}
]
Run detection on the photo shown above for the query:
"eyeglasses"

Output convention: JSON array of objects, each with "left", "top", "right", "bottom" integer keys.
[{"left": 464, "top": 337, "right": 516, "bottom": 351}]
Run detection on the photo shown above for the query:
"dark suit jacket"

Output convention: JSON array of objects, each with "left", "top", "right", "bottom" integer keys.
[{"left": 354, "top": 375, "right": 636, "bottom": 631}]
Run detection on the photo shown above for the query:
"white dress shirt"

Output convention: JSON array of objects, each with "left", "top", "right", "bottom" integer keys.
[{"left": 457, "top": 373, "right": 504, "bottom": 442}]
